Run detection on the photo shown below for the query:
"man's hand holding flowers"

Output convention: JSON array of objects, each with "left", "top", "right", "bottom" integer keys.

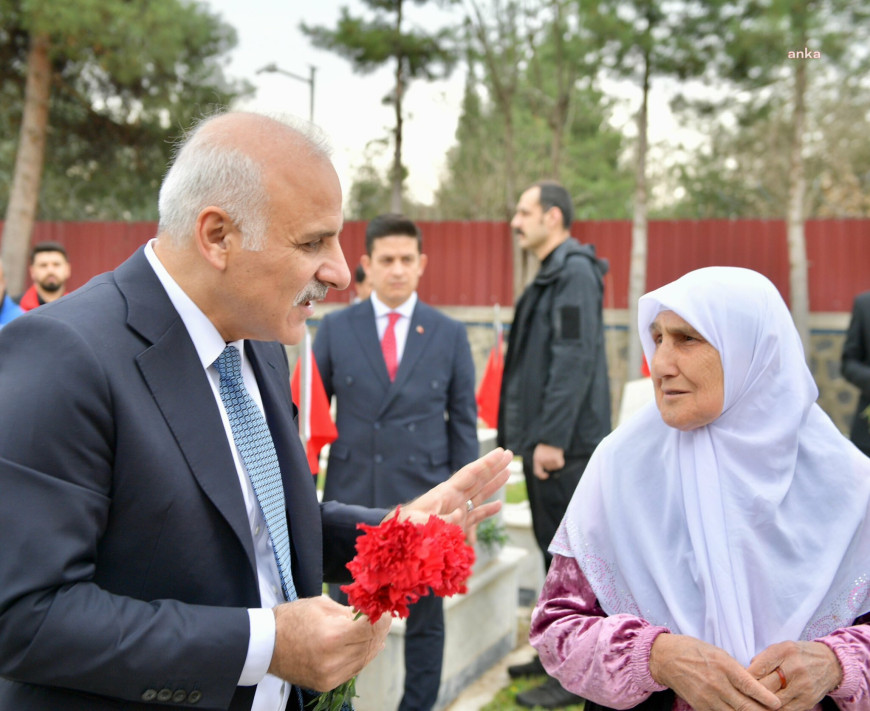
[
  {"left": 307, "top": 447, "right": 513, "bottom": 710},
  {"left": 267, "top": 448, "right": 513, "bottom": 707}
]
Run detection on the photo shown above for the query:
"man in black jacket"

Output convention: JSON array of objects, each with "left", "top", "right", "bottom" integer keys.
[
  {"left": 842, "top": 290, "right": 870, "bottom": 456},
  {"left": 498, "top": 180, "right": 611, "bottom": 709}
]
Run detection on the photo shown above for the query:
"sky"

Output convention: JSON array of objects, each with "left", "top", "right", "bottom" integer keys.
[{"left": 203, "top": 0, "right": 467, "bottom": 205}]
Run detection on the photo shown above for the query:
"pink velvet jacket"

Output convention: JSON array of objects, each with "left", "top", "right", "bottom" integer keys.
[{"left": 530, "top": 554, "right": 870, "bottom": 711}]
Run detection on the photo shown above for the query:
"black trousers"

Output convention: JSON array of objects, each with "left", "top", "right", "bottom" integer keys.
[
  {"left": 328, "top": 585, "right": 444, "bottom": 711},
  {"left": 522, "top": 451, "right": 591, "bottom": 572}
]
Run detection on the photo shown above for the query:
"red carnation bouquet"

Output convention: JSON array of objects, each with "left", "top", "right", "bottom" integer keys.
[{"left": 311, "top": 508, "right": 476, "bottom": 711}]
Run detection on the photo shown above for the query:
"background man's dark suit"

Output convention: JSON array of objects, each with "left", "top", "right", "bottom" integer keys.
[
  {"left": 314, "top": 298, "right": 478, "bottom": 507},
  {"left": 313, "top": 297, "right": 478, "bottom": 709},
  {"left": 0, "top": 248, "right": 383, "bottom": 710},
  {"left": 842, "top": 290, "right": 870, "bottom": 456}
]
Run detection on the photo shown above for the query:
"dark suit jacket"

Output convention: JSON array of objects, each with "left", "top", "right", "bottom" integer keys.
[
  {"left": 0, "top": 248, "right": 384, "bottom": 710},
  {"left": 313, "top": 299, "right": 478, "bottom": 508},
  {"left": 842, "top": 290, "right": 870, "bottom": 454}
]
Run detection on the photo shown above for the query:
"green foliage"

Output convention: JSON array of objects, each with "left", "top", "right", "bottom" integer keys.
[
  {"left": 345, "top": 147, "right": 435, "bottom": 220},
  {"left": 480, "top": 675, "right": 585, "bottom": 711},
  {"left": 303, "top": 6, "right": 456, "bottom": 80},
  {"left": 666, "top": 79, "right": 870, "bottom": 219},
  {"left": 476, "top": 518, "right": 508, "bottom": 553},
  {"left": 505, "top": 479, "right": 527, "bottom": 505},
  {"left": 308, "top": 677, "right": 357, "bottom": 711},
  {"left": 433, "top": 1, "right": 633, "bottom": 220},
  {"left": 347, "top": 163, "right": 394, "bottom": 221},
  {"left": 302, "top": 0, "right": 459, "bottom": 209},
  {"left": 664, "top": 0, "right": 870, "bottom": 219},
  {"left": 0, "top": 0, "right": 252, "bottom": 219},
  {"left": 581, "top": 0, "right": 728, "bottom": 84}
]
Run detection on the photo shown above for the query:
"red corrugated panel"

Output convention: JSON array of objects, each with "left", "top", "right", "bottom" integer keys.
[
  {"left": 807, "top": 219, "right": 870, "bottom": 312},
  {"left": 4, "top": 219, "right": 870, "bottom": 311},
  {"left": 26, "top": 222, "right": 153, "bottom": 292},
  {"left": 577, "top": 220, "right": 631, "bottom": 309},
  {"left": 645, "top": 219, "right": 790, "bottom": 303},
  {"left": 323, "top": 220, "right": 513, "bottom": 307}
]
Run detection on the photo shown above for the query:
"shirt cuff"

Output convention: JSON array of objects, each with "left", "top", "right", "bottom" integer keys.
[
  {"left": 818, "top": 635, "right": 862, "bottom": 701},
  {"left": 238, "top": 608, "right": 277, "bottom": 686},
  {"left": 629, "top": 626, "right": 671, "bottom": 693}
]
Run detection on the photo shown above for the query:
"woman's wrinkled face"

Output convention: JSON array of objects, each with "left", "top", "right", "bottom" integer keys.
[{"left": 649, "top": 310, "right": 724, "bottom": 431}]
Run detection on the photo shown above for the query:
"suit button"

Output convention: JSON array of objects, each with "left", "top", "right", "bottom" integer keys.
[
  {"left": 188, "top": 690, "right": 203, "bottom": 704},
  {"left": 408, "top": 423, "right": 416, "bottom": 432},
  {"left": 374, "top": 422, "right": 381, "bottom": 430},
  {"left": 408, "top": 455, "right": 416, "bottom": 463},
  {"left": 430, "top": 380, "right": 439, "bottom": 389},
  {"left": 172, "top": 690, "right": 187, "bottom": 703},
  {"left": 345, "top": 376, "right": 354, "bottom": 385},
  {"left": 141, "top": 689, "right": 158, "bottom": 701},
  {"left": 157, "top": 688, "right": 173, "bottom": 702},
  {"left": 374, "top": 454, "right": 383, "bottom": 463}
]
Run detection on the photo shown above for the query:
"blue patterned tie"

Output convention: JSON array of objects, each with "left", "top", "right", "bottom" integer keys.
[{"left": 214, "top": 345, "right": 298, "bottom": 603}]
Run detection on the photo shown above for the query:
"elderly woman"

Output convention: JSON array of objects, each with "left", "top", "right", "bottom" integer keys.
[{"left": 530, "top": 267, "right": 870, "bottom": 711}]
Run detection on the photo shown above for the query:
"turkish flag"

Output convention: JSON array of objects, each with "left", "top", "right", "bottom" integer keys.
[
  {"left": 641, "top": 354, "right": 651, "bottom": 377},
  {"left": 291, "top": 339, "right": 338, "bottom": 474},
  {"left": 476, "top": 329, "right": 504, "bottom": 429}
]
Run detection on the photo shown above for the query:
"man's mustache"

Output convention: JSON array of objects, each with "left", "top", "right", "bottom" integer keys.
[{"left": 295, "top": 281, "right": 329, "bottom": 305}]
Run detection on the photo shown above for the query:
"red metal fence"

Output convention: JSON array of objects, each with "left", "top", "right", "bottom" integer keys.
[{"left": 6, "top": 218, "right": 870, "bottom": 312}]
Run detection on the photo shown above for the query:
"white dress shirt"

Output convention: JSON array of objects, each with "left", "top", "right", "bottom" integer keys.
[
  {"left": 370, "top": 291, "right": 417, "bottom": 367},
  {"left": 145, "top": 241, "right": 290, "bottom": 711}
]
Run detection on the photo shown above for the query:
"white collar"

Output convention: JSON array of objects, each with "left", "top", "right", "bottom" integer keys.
[
  {"left": 144, "top": 240, "right": 240, "bottom": 369},
  {"left": 370, "top": 291, "right": 417, "bottom": 320}
]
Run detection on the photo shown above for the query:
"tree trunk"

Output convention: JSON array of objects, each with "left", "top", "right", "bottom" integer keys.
[
  {"left": 503, "top": 113, "right": 527, "bottom": 298},
  {"left": 787, "top": 37, "right": 810, "bottom": 356},
  {"left": 1, "top": 33, "right": 52, "bottom": 296},
  {"left": 626, "top": 50, "right": 650, "bottom": 381},
  {"left": 389, "top": 0, "right": 405, "bottom": 213}
]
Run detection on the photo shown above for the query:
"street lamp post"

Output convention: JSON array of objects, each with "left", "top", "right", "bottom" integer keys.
[{"left": 256, "top": 62, "right": 317, "bottom": 123}]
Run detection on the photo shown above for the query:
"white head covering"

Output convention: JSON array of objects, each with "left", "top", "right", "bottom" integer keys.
[{"left": 551, "top": 267, "right": 870, "bottom": 665}]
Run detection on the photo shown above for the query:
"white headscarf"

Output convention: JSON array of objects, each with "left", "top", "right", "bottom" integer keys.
[{"left": 551, "top": 267, "right": 870, "bottom": 666}]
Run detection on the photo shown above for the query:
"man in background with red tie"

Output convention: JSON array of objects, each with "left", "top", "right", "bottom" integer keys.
[{"left": 313, "top": 214, "right": 478, "bottom": 711}]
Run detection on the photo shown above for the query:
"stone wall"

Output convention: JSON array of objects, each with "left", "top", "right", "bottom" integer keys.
[{"left": 301, "top": 305, "right": 861, "bottom": 436}]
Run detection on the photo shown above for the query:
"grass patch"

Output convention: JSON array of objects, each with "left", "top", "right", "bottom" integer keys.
[
  {"left": 506, "top": 479, "right": 528, "bottom": 504},
  {"left": 479, "top": 676, "right": 585, "bottom": 711}
]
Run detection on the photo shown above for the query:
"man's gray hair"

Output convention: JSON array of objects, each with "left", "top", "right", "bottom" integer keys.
[{"left": 157, "top": 111, "right": 332, "bottom": 251}]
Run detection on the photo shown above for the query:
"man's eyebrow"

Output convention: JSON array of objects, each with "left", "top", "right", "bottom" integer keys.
[{"left": 303, "top": 228, "right": 340, "bottom": 241}]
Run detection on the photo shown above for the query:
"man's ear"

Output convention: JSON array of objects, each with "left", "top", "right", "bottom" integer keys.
[
  {"left": 360, "top": 254, "right": 371, "bottom": 273},
  {"left": 544, "top": 206, "right": 563, "bottom": 231},
  {"left": 195, "top": 207, "right": 236, "bottom": 271},
  {"left": 418, "top": 253, "right": 428, "bottom": 276}
]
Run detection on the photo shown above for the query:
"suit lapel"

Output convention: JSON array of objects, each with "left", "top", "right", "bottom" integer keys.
[
  {"left": 351, "top": 301, "right": 392, "bottom": 388},
  {"left": 117, "top": 249, "right": 257, "bottom": 581}
]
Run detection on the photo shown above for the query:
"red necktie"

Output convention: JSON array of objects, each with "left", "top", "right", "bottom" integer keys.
[{"left": 381, "top": 312, "right": 401, "bottom": 381}]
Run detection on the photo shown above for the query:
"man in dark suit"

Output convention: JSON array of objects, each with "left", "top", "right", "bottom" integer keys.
[
  {"left": 842, "top": 290, "right": 870, "bottom": 456},
  {"left": 313, "top": 214, "right": 478, "bottom": 711},
  {"left": 0, "top": 112, "right": 511, "bottom": 710}
]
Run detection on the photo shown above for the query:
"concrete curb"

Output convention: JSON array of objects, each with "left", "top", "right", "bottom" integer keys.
[{"left": 443, "top": 643, "right": 537, "bottom": 711}]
